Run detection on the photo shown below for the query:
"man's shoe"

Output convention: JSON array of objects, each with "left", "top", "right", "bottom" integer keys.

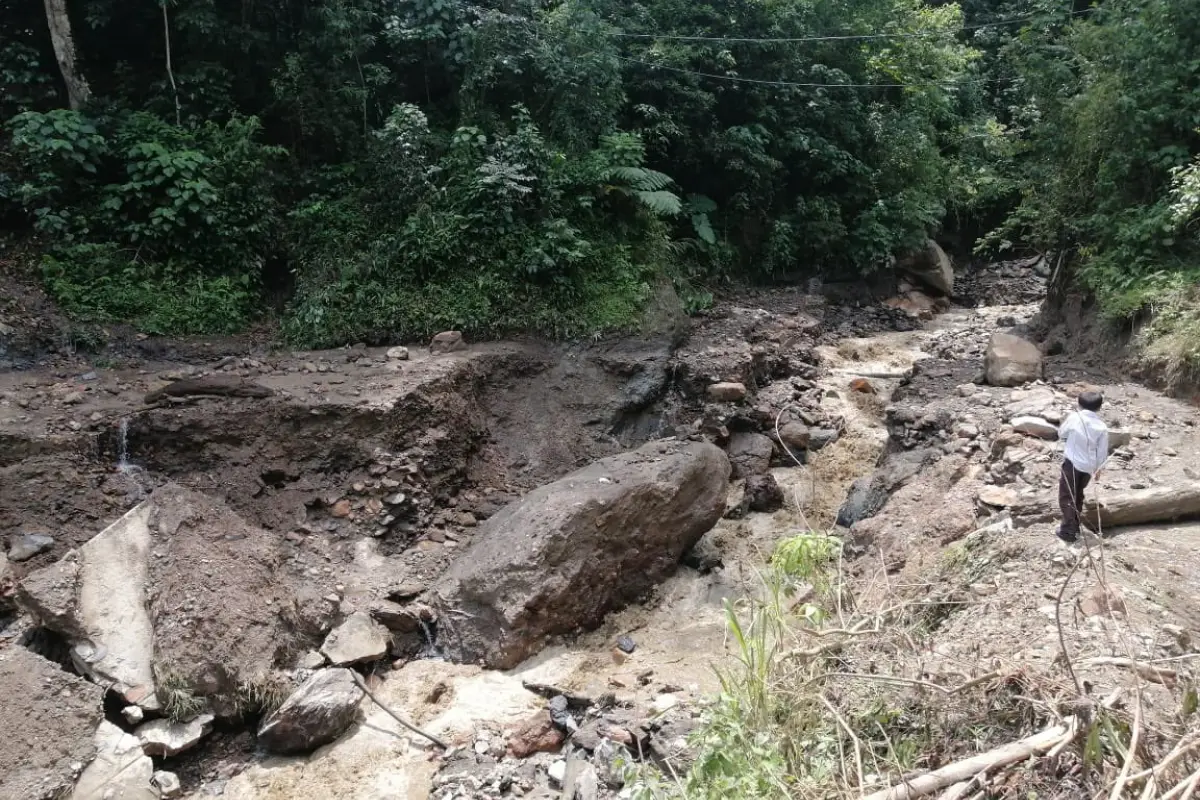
[{"left": 1057, "top": 527, "right": 1078, "bottom": 543}]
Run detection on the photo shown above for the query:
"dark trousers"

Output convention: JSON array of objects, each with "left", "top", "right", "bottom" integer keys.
[{"left": 1058, "top": 459, "right": 1092, "bottom": 537}]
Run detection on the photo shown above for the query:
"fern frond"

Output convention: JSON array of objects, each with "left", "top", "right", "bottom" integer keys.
[
  {"left": 633, "top": 189, "right": 682, "bottom": 216},
  {"left": 605, "top": 165, "right": 674, "bottom": 191}
]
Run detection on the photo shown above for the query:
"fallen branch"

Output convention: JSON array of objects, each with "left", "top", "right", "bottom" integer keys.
[
  {"left": 862, "top": 722, "right": 1072, "bottom": 800},
  {"left": 351, "top": 672, "right": 449, "bottom": 749},
  {"left": 809, "top": 671, "right": 1004, "bottom": 697},
  {"left": 821, "top": 694, "right": 866, "bottom": 794},
  {"left": 1081, "top": 657, "right": 1179, "bottom": 687}
]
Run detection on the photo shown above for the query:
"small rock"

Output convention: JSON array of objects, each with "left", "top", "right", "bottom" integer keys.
[
  {"left": 615, "top": 635, "right": 636, "bottom": 654},
  {"left": 258, "top": 668, "right": 365, "bottom": 754},
  {"left": 509, "top": 710, "right": 565, "bottom": 758},
  {"left": 978, "top": 486, "right": 1020, "bottom": 508},
  {"left": 744, "top": 473, "right": 784, "bottom": 513},
  {"left": 777, "top": 422, "right": 811, "bottom": 452},
  {"left": 386, "top": 346, "right": 410, "bottom": 360},
  {"left": 1080, "top": 586, "right": 1127, "bottom": 617},
  {"left": 809, "top": 428, "right": 840, "bottom": 450},
  {"left": 570, "top": 764, "right": 601, "bottom": 800},
  {"left": 8, "top": 532, "right": 54, "bottom": 562},
  {"left": 330, "top": 499, "right": 352, "bottom": 518},
  {"left": 849, "top": 377, "right": 876, "bottom": 394},
  {"left": 137, "top": 714, "right": 215, "bottom": 757},
  {"left": 73, "top": 721, "right": 156, "bottom": 800},
  {"left": 154, "top": 770, "right": 183, "bottom": 798},
  {"left": 320, "top": 611, "right": 390, "bottom": 665},
  {"left": 1011, "top": 416, "right": 1058, "bottom": 440},
  {"left": 548, "top": 759, "right": 567, "bottom": 786},
  {"left": 122, "top": 705, "right": 145, "bottom": 725},
  {"left": 955, "top": 423, "right": 980, "bottom": 439},
  {"left": 430, "top": 331, "right": 466, "bottom": 354},
  {"left": 62, "top": 391, "right": 84, "bottom": 405},
  {"left": 296, "top": 650, "right": 326, "bottom": 670},
  {"left": 706, "top": 382, "right": 747, "bottom": 403}
]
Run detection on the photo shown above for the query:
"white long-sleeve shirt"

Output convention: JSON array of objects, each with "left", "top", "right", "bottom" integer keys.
[{"left": 1058, "top": 410, "right": 1109, "bottom": 475}]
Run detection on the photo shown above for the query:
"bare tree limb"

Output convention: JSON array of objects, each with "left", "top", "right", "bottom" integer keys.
[{"left": 862, "top": 723, "right": 1073, "bottom": 800}]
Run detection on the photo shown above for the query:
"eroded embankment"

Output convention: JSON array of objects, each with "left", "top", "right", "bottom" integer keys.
[{"left": 1, "top": 293, "right": 914, "bottom": 800}]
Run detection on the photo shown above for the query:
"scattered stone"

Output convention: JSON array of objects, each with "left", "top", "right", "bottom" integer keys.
[
  {"left": 430, "top": 331, "right": 466, "bottom": 354},
  {"left": 137, "top": 714, "right": 215, "bottom": 757},
  {"left": 849, "top": 377, "right": 876, "bottom": 394},
  {"left": 1080, "top": 586, "right": 1128, "bottom": 617},
  {"left": 427, "top": 440, "right": 730, "bottom": 669},
  {"left": 726, "top": 432, "right": 774, "bottom": 478},
  {"left": 297, "top": 650, "right": 327, "bottom": 670},
  {"left": 73, "top": 721, "right": 157, "bottom": 800},
  {"left": 984, "top": 333, "right": 1042, "bottom": 387},
  {"left": 548, "top": 760, "right": 567, "bottom": 786},
  {"left": 122, "top": 706, "right": 145, "bottom": 725},
  {"left": 154, "top": 770, "right": 183, "bottom": 798},
  {"left": 330, "top": 499, "right": 352, "bottom": 518},
  {"left": 7, "top": 532, "right": 54, "bottom": 562},
  {"left": 508, "top": 710, "right": 565, "bottom": 757},
  {"left": 706, "top": 382, "right": 747, "bottom": 402},
  {"left": 978, "top": 486, "right": 1021, "bottom": 508},
  {"left": 777, "top": 422, "right": 811, "bottom": 452},
  {"left": 320, "top": 611, "right": 390, "bottom": 665},
  {"left": 616, "top": 635, "right": 636, "bottom": 654},
  {"left": 257, "top": 668, "right": 364, "bottom": 754},
  {"left": 386, "top": 346, "right": 410, "bottom": 361},
  {"left": 899, "top": 239, "right": 955, "bottom": 295},
  {"left": 568, "top": 764, "right": 601, "bottom": 800},
  {"left": 1011, "top": 416, "right": 1058, "bottom": 440},
  {"left": 809, "top": 428, "right": 840, "bottom": 450},
  {"left": 0, "top": 647, "right": 103, "bottom": 800},
  {"left": 744, "top": 473, "right": 785, "bottom": 513}
]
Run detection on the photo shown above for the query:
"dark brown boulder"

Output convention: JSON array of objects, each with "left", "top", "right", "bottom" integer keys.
[{"left": 428, "top": 441, "right": 730, "bottom": 669}]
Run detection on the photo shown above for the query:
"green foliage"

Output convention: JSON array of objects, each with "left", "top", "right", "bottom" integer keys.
[
  {"left": 983, "top": 0, "right": 1200, "bottom": 325},
  {"left": 43, "top": 243, "right": 256, "bottom": 336},
  {"left": 283, "top": 107, "right": 669, "bottom": 345}
]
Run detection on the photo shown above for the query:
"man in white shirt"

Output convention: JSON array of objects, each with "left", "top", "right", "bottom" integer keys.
[{"left": 1056, "top": 390, "right": 1109, "bottom": 542}]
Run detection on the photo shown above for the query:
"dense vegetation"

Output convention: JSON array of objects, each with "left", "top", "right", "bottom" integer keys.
[{"left": 2, "top": 0, "right": 1199, "bottom": 360}]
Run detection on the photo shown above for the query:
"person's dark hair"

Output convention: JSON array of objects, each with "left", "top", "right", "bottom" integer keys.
[{"left": 1078, "top": 391, "right": 1104, "bottom": 412}]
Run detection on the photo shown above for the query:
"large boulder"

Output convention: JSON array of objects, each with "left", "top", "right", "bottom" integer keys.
[
  {"left": 257, "top": 668, "right": 364, "bottom": 754},
  {"left": 16, "top": 484, "right": 304, "bottom": 715},
  {"left": 899, "top": 239, "right": 954, "bottom": 296},
  {"left": 984, "top": 333, "right": 1043, "bottom": 387},
  {"left": 0, "top": 648, "right": 104, "bottom": 800},
  {"left": 428, "top": 440, "right": 730, "bottom": 669}
]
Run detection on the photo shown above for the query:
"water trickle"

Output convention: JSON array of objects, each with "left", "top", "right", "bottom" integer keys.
[
  {"left": 417, "top": 618, "right": 445, "bottom": 661},
  {"left": 116, "top": 417, "right": 132, "bottom": 472}
]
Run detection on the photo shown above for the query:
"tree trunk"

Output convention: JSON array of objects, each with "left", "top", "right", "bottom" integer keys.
[
  {"left": 1084, "top": 482, "right": 1200, "bottom": 530},
  {"left": 43, "top": 0, "right": 91, "bottom": 110}
]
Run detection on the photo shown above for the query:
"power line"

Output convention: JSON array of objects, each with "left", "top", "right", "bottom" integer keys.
[
  {"left": 609, "top": 52, "right": 975, "bottom": 88},
  {"left": 607, "top": 9, "right": 1092, "bottom": 44}
]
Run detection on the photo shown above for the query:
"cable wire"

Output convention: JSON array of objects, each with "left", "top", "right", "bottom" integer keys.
[{"left": 607, "top": 8, "right": 1092, "bottom": 44}]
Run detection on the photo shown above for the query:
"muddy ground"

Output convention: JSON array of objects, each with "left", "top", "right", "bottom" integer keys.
[{"left": 2, "top": 257, "right": 1198, "bottom": 800}]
